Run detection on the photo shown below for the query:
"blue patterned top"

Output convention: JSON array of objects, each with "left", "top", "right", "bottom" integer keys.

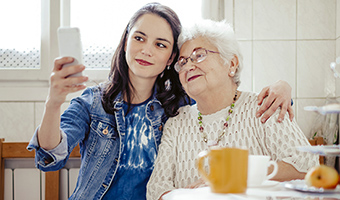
[{"left": 103, "top": 97, "right": 157, "bottom": 200}]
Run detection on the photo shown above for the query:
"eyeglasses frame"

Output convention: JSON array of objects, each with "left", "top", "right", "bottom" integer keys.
[{"left": 174, "top": 47, "right": 220, "bottom": 73}]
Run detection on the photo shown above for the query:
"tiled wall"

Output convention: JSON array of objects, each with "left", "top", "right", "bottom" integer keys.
[
  {"left": 0, "top": 0, "right": 339, "bottom": 142},
  {"left": 232, "top": 0, "right": 339, "bottom": 139},
  {"left": 0, "top": 97, "right": 73, "bottom": 142}
]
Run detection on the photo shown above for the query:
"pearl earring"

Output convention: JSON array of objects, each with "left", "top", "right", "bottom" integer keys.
[{"left": 230, "top": 71, "right": 235, "bottom": 76}]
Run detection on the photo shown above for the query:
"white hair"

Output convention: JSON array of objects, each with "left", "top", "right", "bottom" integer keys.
[{"left": 178, "top": 20, "right": 243, "bottom": 86}]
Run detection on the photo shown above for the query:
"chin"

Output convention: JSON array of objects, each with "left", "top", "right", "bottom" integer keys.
[{"left": 186, "top": 85, "right": 205, "bottom": 97}]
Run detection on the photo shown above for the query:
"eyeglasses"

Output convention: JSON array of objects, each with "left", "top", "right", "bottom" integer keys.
[{"left": 174, "top": 47, "right": 220, "bottom": 73}]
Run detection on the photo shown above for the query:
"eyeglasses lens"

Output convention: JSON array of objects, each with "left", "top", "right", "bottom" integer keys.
[
  {"left": 179, "top": 58, "right": 187, "bottom": 67},
  {"left": 193, "top": 49, "right": 207, "bottom": 63}
]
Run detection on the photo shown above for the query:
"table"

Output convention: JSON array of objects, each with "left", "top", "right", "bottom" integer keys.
[{"left": 163, "top": 181, "right": 340, "bottom": 200}]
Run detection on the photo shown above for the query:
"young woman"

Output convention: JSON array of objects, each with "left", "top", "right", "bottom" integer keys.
[{"left": 28, "top": 3, "right": 293, "bottom": 200}]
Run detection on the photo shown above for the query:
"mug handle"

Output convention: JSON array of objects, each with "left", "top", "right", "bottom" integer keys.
[
  {"left": 197, "top": 150, "right": 210, "bottom": 182},
  {"left": 266, "top": 160, "right": 278, "bottom": 180}
]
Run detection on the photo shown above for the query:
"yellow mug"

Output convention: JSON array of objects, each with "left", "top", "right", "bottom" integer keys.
[{"left": 197, "top": 147, "right": 248, "bottom": 193}]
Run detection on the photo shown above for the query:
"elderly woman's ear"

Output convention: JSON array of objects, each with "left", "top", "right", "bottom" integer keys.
[{"left": 228, "top": 56, "right": 239, "bottom": 77}]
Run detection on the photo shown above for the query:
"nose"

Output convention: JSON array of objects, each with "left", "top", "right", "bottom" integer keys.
[
  {"left": 141, "top": 43, "right": 153, "bottom": 57},
  {"left": 182, "top": 58, "right": 196, "bottom": 72}
]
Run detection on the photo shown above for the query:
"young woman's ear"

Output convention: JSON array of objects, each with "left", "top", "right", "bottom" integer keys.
[{"left": 167, "top": 53, "right": 176, "bottom": 66}]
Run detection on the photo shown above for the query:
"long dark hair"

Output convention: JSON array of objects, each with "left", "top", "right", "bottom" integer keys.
[{"left": 101, "top": 2, "right": 189, "bottom": 117}]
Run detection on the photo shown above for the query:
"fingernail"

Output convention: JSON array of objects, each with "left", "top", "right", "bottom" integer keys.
[
  {"left": 256, "top": 113, "right": 260, "bottom": 118},
  {"left": 278, "top": 118, "right": 282, "bottom": 123},
  {"left": 261, "top": 118, "right": 266, "bottom": 123}
]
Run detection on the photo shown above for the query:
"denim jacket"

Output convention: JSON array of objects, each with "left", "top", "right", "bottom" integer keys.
[{"left": 27, "top": 85, "right": 167, "bottom": 200}]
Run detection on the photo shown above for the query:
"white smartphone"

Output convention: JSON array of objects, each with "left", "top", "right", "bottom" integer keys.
[{"left": 57, "top": 27, "right": 84, "bottom": 77}]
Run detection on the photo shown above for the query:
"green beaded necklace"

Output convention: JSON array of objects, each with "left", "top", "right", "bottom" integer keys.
[{"left": 198, "top": 90, "right": 238, "bottom": 146}]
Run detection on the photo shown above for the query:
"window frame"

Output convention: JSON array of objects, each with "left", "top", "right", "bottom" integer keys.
[
  {"left": 0, "top": 0, "right": 109, "bottom": 82},
  {"left": 0, "top": 0, "right": 55, "bottom": 81}
]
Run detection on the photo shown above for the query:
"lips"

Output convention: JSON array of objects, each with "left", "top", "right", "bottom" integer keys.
[
  {"left": 187, "top": 75, "right": 201, "bottom": 82},
  {"left": 136, "top": 59, "right": 153, "bottom": 66}
]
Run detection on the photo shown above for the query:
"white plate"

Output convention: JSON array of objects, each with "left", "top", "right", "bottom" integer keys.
[
  {"left": 296, "top": 145, "right": 340, "bottom": 156},
  {"left": 248, "top": 180, "right": 279, "bottom": 188},
  {"left": 284, "top": 180, "right": 340, "bottom": 193}
]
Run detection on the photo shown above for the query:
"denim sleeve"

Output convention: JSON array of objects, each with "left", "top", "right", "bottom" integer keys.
[
  {"left": 27, "top": 87, "right": 94, "bottom": 171},
  {"left": 27, "top": 127, "right": 69, "bottom": 171}
]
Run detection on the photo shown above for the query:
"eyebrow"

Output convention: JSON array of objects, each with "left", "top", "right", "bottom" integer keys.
[
  {"left": 179, "top": 47, "right": 204, "bottom": 58},
  {"left": 135, "top": 31, "right": 172, "bottom": 45},
  {"left": 193, "top": 47, "right": 203, "bottom": 51}
]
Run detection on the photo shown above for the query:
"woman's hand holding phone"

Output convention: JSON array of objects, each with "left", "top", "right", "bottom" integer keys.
[
  {"left": 46, "top": 27, "right": 88, "bottom": 109},
  {"left": 47, "top": 57, "right": 88, "bottom": 109}
]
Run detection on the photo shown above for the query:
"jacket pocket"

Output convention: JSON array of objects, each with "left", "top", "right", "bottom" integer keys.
[
  {"left": 87, "top": 120, "right": 119, "bottom": 158},
  {"left": 90, "top": 120, "right": 118, "bottom": 139}
]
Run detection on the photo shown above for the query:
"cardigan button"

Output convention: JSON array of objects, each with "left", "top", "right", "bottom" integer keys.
[
  {"left": 158, "top": 125, "right": 163, "bottom": 131},
  {"left": 150, "top": 105, "right": 154, "bottom": 111}
]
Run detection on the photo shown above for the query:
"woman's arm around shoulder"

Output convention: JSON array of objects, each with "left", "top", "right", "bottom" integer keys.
[{"left": 256, "top": 80, "right": 294, "bottom": 123}]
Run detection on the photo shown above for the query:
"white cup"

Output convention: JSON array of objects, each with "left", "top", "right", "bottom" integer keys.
[{"left": 247, "top": 155, "right": 278, "bottom": 187}]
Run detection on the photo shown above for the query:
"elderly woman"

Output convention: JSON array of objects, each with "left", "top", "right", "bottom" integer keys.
[{"left": 146, "top": 20, "right": 319, "bottom": 200}]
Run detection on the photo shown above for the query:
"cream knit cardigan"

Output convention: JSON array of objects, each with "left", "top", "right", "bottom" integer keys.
[{"left": 147, "top": 91, "right": 319, "bottom": 200}]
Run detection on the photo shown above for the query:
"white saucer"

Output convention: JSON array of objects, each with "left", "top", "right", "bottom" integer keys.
[
  {"left": 284, "top": 179, "right": 340, "bottom": 193},
  {"left": 248, "top": 180, "right": 279, "bottom": 188}
]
